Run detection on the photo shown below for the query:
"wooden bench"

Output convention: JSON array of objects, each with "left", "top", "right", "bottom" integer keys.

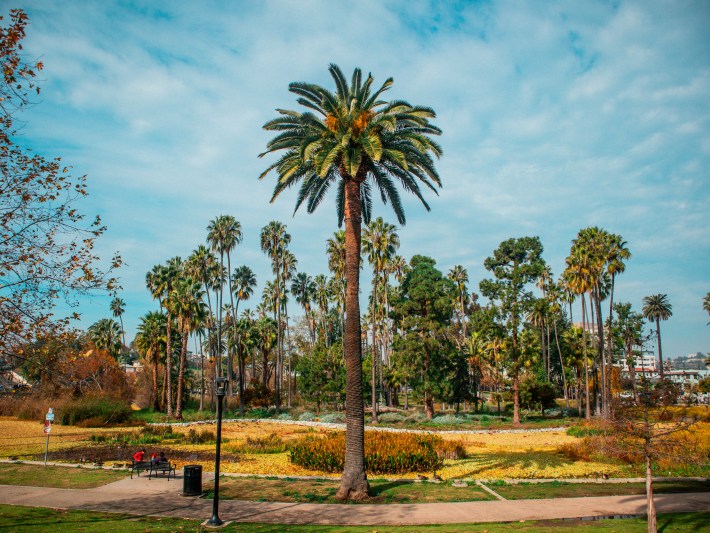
[
  {"left": 149, "top": 461, "right": 176, "bottom": 480},
  {"left": 130, "top": 460, "right": 151, "bottom": 479}
]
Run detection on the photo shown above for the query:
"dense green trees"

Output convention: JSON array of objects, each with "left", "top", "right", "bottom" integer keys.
[
  {"left": 480, "top": 237, "right": 545, "bottom": 425},
  {"left": 391, "top": 256, "right": 457, "bottom": 419}
]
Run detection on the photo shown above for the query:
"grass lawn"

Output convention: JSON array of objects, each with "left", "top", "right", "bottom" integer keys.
[
  {"left": 211, "top": 476, "right": 495, "bottom": 504},
  {"left": 488, "top": 479, "right": 710, "bottom": 500},
  {"left": 0, "top": 463, "right": 126, "bottom": 489},
  {"left": 0, "top": 505, "right": 707, "bottom": 532}
]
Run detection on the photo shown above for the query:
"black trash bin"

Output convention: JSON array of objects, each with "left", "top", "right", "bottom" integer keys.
[{"left": 183, "top": 465, "right": 202, "bottom": 496}]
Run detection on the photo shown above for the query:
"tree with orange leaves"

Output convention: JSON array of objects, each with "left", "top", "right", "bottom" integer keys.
[{"left": 0, "top": 10, "right": 120, "bottom": 365}]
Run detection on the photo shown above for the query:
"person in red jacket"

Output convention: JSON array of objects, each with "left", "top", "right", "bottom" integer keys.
[{"left": 133, "top": 448, "right": 146, "bottom": 462}]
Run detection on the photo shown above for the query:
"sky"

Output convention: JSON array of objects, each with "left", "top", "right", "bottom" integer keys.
[{"left": 8, "top": 0, "right": 709, "bottom": 359}]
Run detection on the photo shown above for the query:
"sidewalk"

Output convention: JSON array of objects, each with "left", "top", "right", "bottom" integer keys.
[{"left": 0, "top": 472, "right": 708, "bottom": 526}]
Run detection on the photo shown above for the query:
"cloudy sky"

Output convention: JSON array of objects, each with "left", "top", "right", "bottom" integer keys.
[{"left": 10, "top": 0, "right": 709, "bottom": 358}]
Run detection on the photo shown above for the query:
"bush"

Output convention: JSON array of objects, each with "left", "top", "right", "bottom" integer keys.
[
  {"left": 229, "top": 433, "right": 287, "bottom": 454},
  {"left": 184, "top": 428, "right": 216, "bottom": 444},
  {"left": 430, "top": 414, "right": 466, "bottom": 425},
  {"left": 59, "top": 396, "right": 133, "bottom": 426},
  {"left": 298, "top": 411, "right": 316, "bottom": 421},
  {"left": 277, "top": 412, "right": 293, "bottom": 420},
  {"left": 289, "top": 432, "right": 458, "bottom": 474},
  {"left": 318, "top": 413, "right": 344, "bottom": 424},
  {"left": 378, "top": 412, "right": 406, "bottom": 423}
]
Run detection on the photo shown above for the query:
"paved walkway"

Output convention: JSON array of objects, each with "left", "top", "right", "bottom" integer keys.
[{"left": 0, "top": 472, "right": 709, "bottom": 526}]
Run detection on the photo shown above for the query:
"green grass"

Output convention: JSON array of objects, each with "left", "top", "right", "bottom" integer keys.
[
  {"left": 488, "top": 480, "right": 710, "bottom": 500},
  {"left": 0, "top": 463, "right": 126, "bottom": 489},
  {"left": 210, "top": 476, "right": 494, "bottom": 504},
  {"left": 0, "top": 505, "right": 707, "bottom": 532}
]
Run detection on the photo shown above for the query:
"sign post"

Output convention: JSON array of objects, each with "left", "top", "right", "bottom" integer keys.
[{"left": 44, "top": 408, "right": 53, "bottom": 466}]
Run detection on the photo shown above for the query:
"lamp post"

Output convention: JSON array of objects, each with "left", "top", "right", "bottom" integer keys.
[{"left": 208, "top": 376, "right": 228, "bottom": 527}]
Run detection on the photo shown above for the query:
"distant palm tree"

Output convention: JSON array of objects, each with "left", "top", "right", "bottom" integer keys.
[
  {"left": 110, "top": 296, "right": 126, "bottom": 356},
  {"left": 363, "top": 217, "right": 399, "bottom": 421},
  {"left": 261, "top": 221, "right": 291, "bottom": 408},
  {"left": 88, "top": 318, "right": 123, "bottom": 359},
  {"left": 292, "top": 272, "right": 316, "bottom": 343},
  {"left": 207, "top": 215, "right": 242, "bottom": 385},
  {"left": 146, "top": 257, "right": 182, "bottom": 416},
  {"left": 231, "top": 265, "right": 257, "bottom": 412},
  {"left": 259, "top": 64, "right": 442, "bottom": 500},
  {"left": 136, "top": 311, "right": 167, "bottom": 410},
  {"left": 448, "top": 265, "right": 469, "bottom": 339},
  {"left": 703, "top": 292, "right": 710, "bottom": 324},
  {"left": 642, "top": 294, "right": 672, "bottom": 380},
  {"left": 170, "top": 277, "right": 206, "bottom": 419}
]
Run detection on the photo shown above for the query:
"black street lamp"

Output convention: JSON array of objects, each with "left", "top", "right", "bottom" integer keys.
[{"left": 207, "top": 376, "right": 228, "bottom": 527}]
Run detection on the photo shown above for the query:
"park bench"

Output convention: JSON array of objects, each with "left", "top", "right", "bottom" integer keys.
[
  {"left": 130, "top": 460, "right": 152, "bottom": 479},
  {"left": 149, "top": 461, "right": 176, "bottom": 480}
]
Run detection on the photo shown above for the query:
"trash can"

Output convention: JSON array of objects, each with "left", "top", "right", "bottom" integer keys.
[{"left": 183, "top": 465, "right": 202, "bottom": 496}]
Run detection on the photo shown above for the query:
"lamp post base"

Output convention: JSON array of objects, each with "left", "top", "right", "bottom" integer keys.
[{"left": 202, "top": 519, "right": 231, "bottom": 529}]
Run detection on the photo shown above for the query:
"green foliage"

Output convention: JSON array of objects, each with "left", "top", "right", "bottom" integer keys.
[
  {"left": 698, "top": 377, "right": 710, "bottom": 394},
  {"left": 377, "top": 412, "right": 406, "bottom": 423},
  {"left": 518, "top": 376, "right": 557, "bottom": 412},
  {"left": 298, "top": 411, "right": 316, "bottom": 421},
  {"left": 229, "top": 433, "right": 287, "bottom": 454},
  {"left": 318, "top": 413, "right": 345, "bottom": 424},
  {"left": 289, "top": 431, "right": 457, "bottom": 474},
  {"left": 391, "top": 256, "right": 460, "bottom": 411},
  {"left": 295, "top": 342, "right": 345, "bottom": 411},
  {"left": 59, "top": 396, "right": 133, "bottom": 426}
]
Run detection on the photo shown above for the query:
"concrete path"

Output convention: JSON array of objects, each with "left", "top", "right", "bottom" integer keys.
[{"left": 0, "top": 472, "right": 709, "bottom": 526}]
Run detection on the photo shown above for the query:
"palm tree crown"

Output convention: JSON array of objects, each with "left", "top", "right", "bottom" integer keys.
[{"left": 259, "top": 64, "right": 442, "bottom": 225}]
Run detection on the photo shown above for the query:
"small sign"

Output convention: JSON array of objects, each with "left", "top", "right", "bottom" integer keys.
[
  {"left": 43, "top": 421, "right": 51, "bottom": 435},
  {"left": 45, "top": 413, "right": 54, "bottom": 421}
]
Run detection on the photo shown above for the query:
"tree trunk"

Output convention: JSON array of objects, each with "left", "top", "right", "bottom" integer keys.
[
  {"left": 656, "top": 318, "right": 664, "bottom": 380},
  {"left": 152, "top": 355, "right": 160, "bottom": 411},
  {"left": 582, "top": 295, "right": 590, "bottom": 420},
  {"left": 553, "top": 321, "right": 569, "bottom": 407},
  {"left": 175, "top": 329, "right": 188, "bottom": 419},
  {"left": 646, "top": 447, "right": 656, "bottom": 532},
  {"left": 165, "top": 311, "right": 173, "bottom": 417},
  {"left": 335, "top": 177, "right": 369, "bottom": 501}
]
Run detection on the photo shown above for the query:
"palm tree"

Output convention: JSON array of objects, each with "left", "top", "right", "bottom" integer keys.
[
  {"left": 362, "top": 217, "right": 399, "bottom": 421},
  {"left": 260, "top": 64, "right": 442, "bottom": 499},
  {"left": 261, "top": 221, "right": 291, "bottom": 408},
  {"left": 170, "top": 277, "right": 206, "bottom": 419},
  {"left": 88, "top": 318, "right": 123, "bottom": 359},
  {"left": 326, "top": 230, "right": 347, "bottom": 334},
  {"left": 110, "top": 296, "right": 126, "bottom": 357},
  {"left": 313, "top": 274, "right": 331, "bottom": 345},
  {"left": 642, "top": 294, "right": 672, "bottom": 380},
  {"left": 703, "top": 292, "right": 710, "bottom": 324},
  {"left": 292, "top": 272, "right": 316, "bottom": 343},
  {"left": 146, "top": 257, "right": 182, "bottom": 416},
  {"left": 135, "top": 311, "right": 167, "bottom": 411},
  {"left": 448, "top": 266, "right": 469, "bottom": 338},
  {"left": 207, "top": 216, "right": 243, "bottom": 387},
  {"left": 232, "top": 265, "right": 257, "bottom": 412}
]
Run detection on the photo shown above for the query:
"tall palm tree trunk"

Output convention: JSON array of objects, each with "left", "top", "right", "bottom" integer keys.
[
  {"left": 581, "top": 295, "right": 590, "bottom": 420},
  {"left": 165, "top": 312, "right": 173, "bottom": 417},
  {"left": 152, "top": 354, "right": 160, "bottom": 411},
  {"left": 655, "top": 318, "right": 664, "bottom": 380},
  {"left": 336, "top": 178, "right": 369, "bottom": 501},
  {"left": 553, "top": 321, "right": 569, "bottom": 407},
  {"left": 175, "top": 329, "right": 188, "bottom": 419},
  {"left": 593, "top": 288, "right": 608, "bottom": 418}
]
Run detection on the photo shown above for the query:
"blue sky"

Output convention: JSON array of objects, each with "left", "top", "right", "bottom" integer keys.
[{"left": 9, "top": 0, "right": 709, "bottom": 358}]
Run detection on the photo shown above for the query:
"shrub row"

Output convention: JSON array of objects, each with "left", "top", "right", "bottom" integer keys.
[
  {"left": 289, "top": 431, "right": 466, "bottom": 474},
  {"left": 60, "top": 396, "right": 133, "bottom": 427}
]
